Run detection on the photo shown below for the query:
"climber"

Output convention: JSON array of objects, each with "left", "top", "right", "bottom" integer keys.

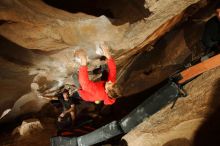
[
  {"left": 57, "top": 89, "right": 80, "bottom": 123},
  {"left": 202, "top": 8, "right": 220, "bottom": 53},
  {"left": 54, "top": 89, "right": 81, "bottom": 135},
  {"left": 73, "top": 43, "right": 121, "bottom": 105}
]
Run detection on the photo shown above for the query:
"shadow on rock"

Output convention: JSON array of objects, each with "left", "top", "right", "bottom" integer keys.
[
  {"left": 163, "top": 138, "right": 191, "bottom": 146},
  {"left": 193, "top": 78, "right": 220, "bottom": 146}
]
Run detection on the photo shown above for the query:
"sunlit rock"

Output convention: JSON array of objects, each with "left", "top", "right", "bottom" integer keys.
[{"left": 12, "top": 119, "right": 44, "bottom": 136}]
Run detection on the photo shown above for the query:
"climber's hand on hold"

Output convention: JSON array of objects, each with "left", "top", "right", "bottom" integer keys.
[
  {"left": 58, "top": 117, "right": 62, "bottom": 122},
  {"left": 74, "top": 49, "right": 87, "bottom": 66},
  {"left": 100, "top": 42, "right": 111, "bottom": 59},
  {"left": 60, "top": 112, "right": 65, "bottom": 118}
]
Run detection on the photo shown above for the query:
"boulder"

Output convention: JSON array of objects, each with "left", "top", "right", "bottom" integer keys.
[{"left": 13, "top": 119, "right": 44, "bottom": 136}]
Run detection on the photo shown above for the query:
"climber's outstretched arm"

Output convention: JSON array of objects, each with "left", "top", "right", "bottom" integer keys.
[{"left": 99, "top": 43, "right": 116, "bottom": 82}]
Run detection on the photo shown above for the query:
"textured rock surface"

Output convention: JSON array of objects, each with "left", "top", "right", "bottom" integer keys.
[
  {"left": 123, "top": 67, "right": 220, "bottom": 146},
  {"left": 12, "top": 119, "right": 44, "bottom": 136},
  {"left": 0, "top": 0, "right": 210, "bottom": 122},
  {"left": 118, "top": 29, "right": 191, "bottom": 96},
  {"left": 0, "top": 118, "right": 56, "bottom": 146},
  {"left": 0, "top": 0, "right": 201, "bottom": 52},
  {"left": 0, "top": 0, "right": 220, "bottom": 145}
]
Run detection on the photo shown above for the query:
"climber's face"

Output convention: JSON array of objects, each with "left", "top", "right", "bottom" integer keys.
[{"left": 216, "top": 9, "right": 220, "bottom": 21}]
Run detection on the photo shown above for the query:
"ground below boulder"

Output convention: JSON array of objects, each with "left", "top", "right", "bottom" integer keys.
[{"left": 123, "top": 67, "right": 220, "bottom": 146}]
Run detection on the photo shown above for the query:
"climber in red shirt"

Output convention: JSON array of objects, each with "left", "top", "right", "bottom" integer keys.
[{"left": 73, "top": 44, "right": 120, "bottom": 105}]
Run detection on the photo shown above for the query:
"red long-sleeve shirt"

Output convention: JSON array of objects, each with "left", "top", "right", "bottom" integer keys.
[{"left": 78, "top": 57, "right": 116, "bottom": 105}]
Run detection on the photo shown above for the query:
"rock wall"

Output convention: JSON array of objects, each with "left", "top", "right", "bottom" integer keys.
[
  {"left": 0, "top": 0, "right": 201, "bottom": 52},
  {"left": 123, "top": 67, "right": 220, "bottom": 146},
  {"left": 0, "top": 0, "right": 220, "bottom": 146},
  {"left": 0, "top": 0, "right": 210, "bottom": 123}
]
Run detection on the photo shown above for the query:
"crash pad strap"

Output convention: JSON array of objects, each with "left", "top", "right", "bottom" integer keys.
[
  {"left": 119, "top": 82, "right": 180, "bottom": 133},
  {"left": 179, "top": 54, "right": 220, "bottom": 84}
]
